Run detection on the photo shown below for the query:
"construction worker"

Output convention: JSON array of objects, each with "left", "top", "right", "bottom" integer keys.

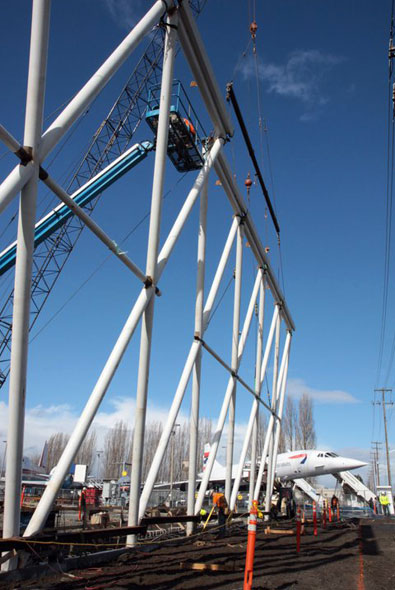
[
  {"left": 183, "top": 118, "right": 196, "bottom": 139},
  {"left": 216, "top": 494, "right": 228, "bottom": 538},
  {"left": 379, "top": 492, "right": 390, "bottom": 516}
]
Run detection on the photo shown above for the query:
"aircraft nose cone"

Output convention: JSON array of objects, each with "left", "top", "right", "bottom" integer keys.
[{"left": 344, "top": 458, "right": 368, "bottom": 470}]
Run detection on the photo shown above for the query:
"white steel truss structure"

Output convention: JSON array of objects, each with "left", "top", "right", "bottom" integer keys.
[{"left": 0, "top": 0, "right": 295, "bottom": 565}]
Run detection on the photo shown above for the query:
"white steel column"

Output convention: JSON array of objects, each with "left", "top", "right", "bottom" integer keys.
[
  {"left": 264, "top": 310, "right": 281, "bottom": 517},
  {"left": 266, "top": 332, "right": 292, "bottom": 503},
  {"left": 254, "top": 327, "right": 291, "bottom": 502},
  {"left": 229, "top": 296, "right": 277, "bottom": 511},
  {"left": 3, "top": 0, "right": 50, "bottom": 558},
  {"left": 249, "top": 275, "right": 265, "bottom": 504},
  {"left": 225, "top": 222, "right": 243, "bottom": 502},
  {"left": 187, "top": 174, "right": 208, "bottom": 535},
  {"left": 128, "top": 8, "right": 177, "bottom": 541},
  {"left": 138, "top": 217, "right": 238, "bottom": 520},
  {"left": 195, "top": 263, "right": 260, "bottom": 514}
]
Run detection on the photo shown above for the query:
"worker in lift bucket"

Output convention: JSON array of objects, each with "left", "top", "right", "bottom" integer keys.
[
  {"left": 183, "top": 118, "right": 196, "bottom": 147},
  {"left": 379, "top": 491, "right": 390, "bottom": 516}
]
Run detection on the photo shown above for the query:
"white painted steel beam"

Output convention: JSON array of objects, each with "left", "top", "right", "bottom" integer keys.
[
  {"left": 229, "top": 296, "right": 276, "bottom": 511},
  {"left": 265, "top": 311, "right": 281, "bottom": 517},
  {"left": 127, "top": 8, "right": 177, "bottom": 543},
  {"left": 266, "top": 333, "right": 291, "bottom": 503},
  {"left": 42, "top": 174, "right": 147, "bottom": 283},
  {"left": 225, "top": 224, "right": 243, "bottom": 502},
  {"left": 3, "top": 0, "right": 51, "bottom": 560},
  {"left": 253, "top": 331, "right": 292, "bottom": 501},
  {"left": 250, "top": 276, "right": 265, "bottom": 504},
  {"left": 187, "top": 174, "right": 208, "bottom": 536},
  {"left": 229, "top": 271, "right": 265, "bottom": 511},
  {"left": 177, "top": 1, "right": 233, "bottom": 138}
]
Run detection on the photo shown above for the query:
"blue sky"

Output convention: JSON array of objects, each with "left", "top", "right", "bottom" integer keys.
[{"left": 0, "top": 1, "right": 394, "bottom": 484}]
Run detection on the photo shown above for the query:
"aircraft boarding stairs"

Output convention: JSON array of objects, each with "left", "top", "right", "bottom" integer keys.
[
  {"left": 292, "top": 478, "right": 322, "bottom": 505},
  {"left": 334, "top": 470, "right": 375, "bottom": 504}
]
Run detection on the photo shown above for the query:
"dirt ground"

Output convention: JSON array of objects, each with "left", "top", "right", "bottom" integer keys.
[{"left": 9, "top": 517, "right": 395, "bottom": 590}]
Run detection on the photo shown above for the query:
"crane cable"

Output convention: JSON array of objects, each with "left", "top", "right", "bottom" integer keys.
[
  {"left": 377, "top": 0, "right": 395, "bottom": 387},
  {"left": 250, "top": 14, "right": 286, "bottom": 295}
]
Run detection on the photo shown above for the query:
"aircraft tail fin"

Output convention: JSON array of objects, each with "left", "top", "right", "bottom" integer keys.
[
  {"left": 203, "top": 443, "right": 210, "bottom": 471},
  {"left": 39, "top": 441, "right": 48, "bottom": 469}
]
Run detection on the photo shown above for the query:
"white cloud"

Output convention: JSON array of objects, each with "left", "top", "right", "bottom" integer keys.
[
  {"left": 0, "top": 397, "right": 190, "bottom": 456},
  {"left": 101, "top": 0, "right": 144, "bottom": 31},
  {"left": 287, "top": 378, "right": 359, "bottom": 404},
  {"left": 240, "top": 49, "right": 343, "bottom": 120}
]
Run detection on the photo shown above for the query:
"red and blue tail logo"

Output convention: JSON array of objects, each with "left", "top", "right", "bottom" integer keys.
[{"left": 289, "top": 453, "right": 307, "bottom": 464}]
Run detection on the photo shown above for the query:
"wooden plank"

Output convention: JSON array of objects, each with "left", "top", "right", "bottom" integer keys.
[{"left": 180, "top": 562, "right": 236, "bottom": 572}]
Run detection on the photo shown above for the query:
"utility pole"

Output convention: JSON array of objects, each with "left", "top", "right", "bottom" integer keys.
[
  {"left": 371, "top": 442, "right": 382, "bottom": 490},
  {"left": 374, "top": 389, "right": 393, "bottom": 491}
]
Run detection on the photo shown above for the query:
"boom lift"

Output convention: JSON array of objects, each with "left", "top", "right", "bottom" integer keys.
[{"left": 0, "top": 81, "right": 207, "bottom": 277}]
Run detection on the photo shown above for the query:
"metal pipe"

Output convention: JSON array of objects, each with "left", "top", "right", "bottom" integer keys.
[
  {"left": 194, "top": 260, "right": 261, "bottom": 514},
  {"left": 265, "top": 312, "right": 281, "bottom": 517},
  {"left": 24, "top": 286, "right": 154, "bottom": 537},
  {"left": 0, "top": 0, "right": 168, "bottom": 217},
  {"left": 229, "top": 282, "right": 269, "bottom": 511},
  {"left": 177, "top": 1, "right": 233, "bottom": 138},
  {"left": 250, "top": 277, "right": 265, "bottom": 503},
  {"left": 43, "top": 174, "right": 147, "bottom": 283},
  {"left": 4, "top": 0, "right": 51, "bottom": 556},
  {"left": 187, "top": 174, "right": 208, "bottom": 536},
  {"left": 267, "top": 333, "right": 292, "bottom": 502},
  {"left": 138, "top": 218, "right": 239, "bottom": 520},
  {"left": 254, "top": 328, "right": 291, "bottom": 501},
  {"left": 128, "top": 11, "right": 177, "bottom": 542},
  {"left": 225, "top": 223, "right": 243, "bottom": 502},
  {"left": 0, "top": 124, "right": 21, "bottom": 153}
]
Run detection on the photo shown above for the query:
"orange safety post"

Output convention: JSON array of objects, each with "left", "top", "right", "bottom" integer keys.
[
  {"left": 296, "top": 506, "right": 301, "bottom": 553},
  {"left": 373, "top": 501, "right": 377, "bottom": 515},
  {"left": 328, "top": 506, "right": 332, "bottom": 523},
  {"left": 313, "top": 501, "right": 317, "bottom": 536},
  {"left": 337, "top": 504, "right": 340, "bottom": 521},
  {"left": 243, "top": 500, "right": 258, "bottom": 590},
  {"left": 20, "top": 486, "right": 26, "bottom": 507}
]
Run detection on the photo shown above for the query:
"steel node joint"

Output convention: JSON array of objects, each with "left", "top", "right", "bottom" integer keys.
[
  {"left": 16, "top": 146, "right": 33, "bottom": 166},
  {"left": 143, "top": 276, "right": 161, "bottom": 296}
]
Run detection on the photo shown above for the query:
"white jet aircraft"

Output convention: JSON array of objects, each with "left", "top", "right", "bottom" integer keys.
[{"left": 273, "top": 449, "right": 367, "bottom": 481}]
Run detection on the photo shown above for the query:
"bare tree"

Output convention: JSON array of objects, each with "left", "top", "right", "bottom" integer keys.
[
  {"left": 283, "top": 396, "right": 299, "bottom": 451},
  {"left": 47, "top": 432, "right": 70, "bottom": 472},
  {"left": 297, "top": 393, "right": 316, "bottom": 449},
  {"left": 103, "top": 421, "right": 132, "bottom": 479},
  {"left": 143, "top": 420, "right": 163, "bottom": 481},
  {"left": 75, "top": 428, "right": 97, "bottom": 471}
]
